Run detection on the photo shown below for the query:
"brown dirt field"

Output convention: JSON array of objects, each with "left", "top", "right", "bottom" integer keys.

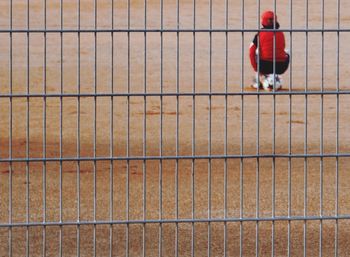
[{"left": 1, "top": 0, "right": 350, "bottom": 256}]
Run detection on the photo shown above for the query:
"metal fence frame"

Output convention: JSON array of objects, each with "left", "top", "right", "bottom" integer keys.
[{"left": 1, "top": 0, "right": 345, "bottom": 256}]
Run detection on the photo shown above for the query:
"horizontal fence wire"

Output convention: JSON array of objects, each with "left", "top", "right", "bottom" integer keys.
[
  {"left": 1, "top": 215, "right": 350, "bottom": 228},
  {"left": 0, "top": 28, "right": 350, "bottom": 33},
  {"left": 0, "top": 91, "right": 349, "bottom": 98},
  {"left": 0, "top": 154, "right": 349, "bottom": 163}
]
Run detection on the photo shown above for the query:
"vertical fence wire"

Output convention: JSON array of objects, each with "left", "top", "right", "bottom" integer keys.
[
  {"left": 59, "top": 0, "right": 64, "bottom": 255},
  {"left": 208, "top": 0, "right": 213, "bottom": 254},
  {"left": 8, "top": 0, "right": 13, "bottom": 255},
  {"left": 93, "top": 0, "right": 98, "bottom": 255},
  {"left": 109, "top": 0, "right": 115, "bottom": 256},
  {"left": 191, "top": 0, "right": 196, "bottom": 255},
  {"left": 319, "top": 0, "right": 325, "bottom": 256},
  {"left": 240, "top": 0, "right": 245, "bottom": 255},
  {"left": 159, "top": 0, "right": 164, "bottom": 255},
  {"left": 143, "top": 0, "right": 147, "bottom": 254},
  {"left": 255, "top": 2, "right": 261, "bottom": 257},
  {"left": 76, "top": 0, "right": 82, "bottom": 255},
  {"left": 273, "top": 0, "right": 280, "bottom": 255},
  {"left": 126, "top": 0, "right": 131, "bottom": 253},
  {"left": 43, "top": 0, "right": 47, "bottom": 255},
  {"left": 335, "top": 0, "right": 340, "bottom": 256},
  {"left": 175, "top": 0, "right": 180, "bottom": 255},
  {"left": 288, "top": 0, "right": 293, "bottom": 256},
  {"left": 223, "top": 0, "right": 228, "bottom": 255},
  {"left": 304, "top": 0, "right": 309, "bottom": 256},
  {"left": 271, "top": 1, "right": 277, "bottom": 255},
  {"left": 26, "top": 0, "right": 30, "bottom": 255}
]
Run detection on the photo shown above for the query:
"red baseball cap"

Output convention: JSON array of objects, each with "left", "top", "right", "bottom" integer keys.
[{"left": 261, "top": 11, "right": 277, "bottom": 27}]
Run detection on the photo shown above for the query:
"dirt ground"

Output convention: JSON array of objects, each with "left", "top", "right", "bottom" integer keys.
[{"left": 1, "top": 0, "right": 350, "bottom": 256}]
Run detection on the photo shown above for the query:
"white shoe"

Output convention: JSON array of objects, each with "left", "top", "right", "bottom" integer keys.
[
  {"left": 251, "top": 76, "right": 262, "bottom": 89},
  {"left": 251, "top": 82, "right": 260, "bottom": 89},
  {"left": 262, "top": 74, "right": 282, "bottom": 91}
]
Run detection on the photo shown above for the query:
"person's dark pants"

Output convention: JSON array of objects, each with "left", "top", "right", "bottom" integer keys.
[{"left": 257, "top": 54, "right": 289, "bottom": 75}]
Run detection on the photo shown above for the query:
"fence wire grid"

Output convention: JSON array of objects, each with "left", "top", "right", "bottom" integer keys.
[{"left": 1, "top": 0, "right": 350, "bottom": 256}]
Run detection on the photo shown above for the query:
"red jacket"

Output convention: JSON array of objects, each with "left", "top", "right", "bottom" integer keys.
[{"left": 249, "top": 27, "right": 288, "bottom": 72}]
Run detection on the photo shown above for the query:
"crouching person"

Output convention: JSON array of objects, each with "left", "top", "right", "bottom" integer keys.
[{"left": 250, "top": 10, "right": 289, "bottom": 91}]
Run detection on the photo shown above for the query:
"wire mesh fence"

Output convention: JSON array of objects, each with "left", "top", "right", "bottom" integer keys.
[{"left": 1, "top": 0, "right": 350, "bottom": 256}]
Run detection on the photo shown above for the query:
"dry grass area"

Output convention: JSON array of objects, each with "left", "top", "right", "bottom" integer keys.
[{"left": 1, "top": 0, "right": 350, "bottom": 256}]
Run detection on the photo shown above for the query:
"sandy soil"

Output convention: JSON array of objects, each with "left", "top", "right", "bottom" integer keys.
[{"left": 1, "top": 0, "right": 350, "bottom": 256}]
